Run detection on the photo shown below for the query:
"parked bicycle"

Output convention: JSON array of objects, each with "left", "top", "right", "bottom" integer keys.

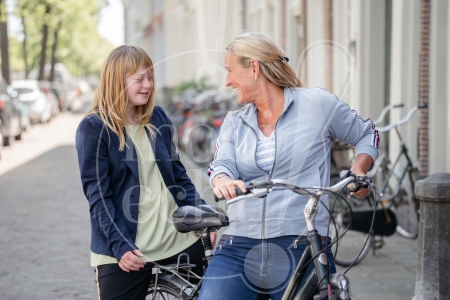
[
  {"left": 146, "top": 172, "right": 378, "bottom": 299},
  {"left": 329, "top": 103, "right": 404, "bottom": 176},
  {"left": 330, "top": 103, "right": 426, "bottom": 267}
]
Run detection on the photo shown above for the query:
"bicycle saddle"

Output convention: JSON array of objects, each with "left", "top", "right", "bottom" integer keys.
[{"left": 172, "top": 205, "right": 229, "bottom": 233}]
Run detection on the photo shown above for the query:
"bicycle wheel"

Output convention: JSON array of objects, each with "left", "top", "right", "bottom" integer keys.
[
  {"left": 147, "top": 278, "right": 191, "bottom": 300},
  {"left": 329, "top": 175, "right": 372, "bottom": 267},
  {"left": 379, "top": 164, "right": 419, "bottom": 239}
]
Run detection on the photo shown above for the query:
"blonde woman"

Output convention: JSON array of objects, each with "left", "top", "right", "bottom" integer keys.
[
  {"left": 201, "top": 32, "right": 379, "bottom": 299},
  {"left": 75, "top": 45, "right": 210, "bottom": 299}
]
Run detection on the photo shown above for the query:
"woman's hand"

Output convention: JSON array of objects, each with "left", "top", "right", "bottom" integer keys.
[
  {"left": 350, "top": 186, "right": 372, "bottom": 198},
  {"left": 212, "top": 174, "right": 247, "bottom": 201},
  {"left": 349, "top": 154, "right": 373, "bottom": 198},
  {"left": 118, "top": 249, "right": 146, "bottom": 272}
]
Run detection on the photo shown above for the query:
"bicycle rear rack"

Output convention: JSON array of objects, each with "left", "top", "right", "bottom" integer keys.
[{"left": 152, "top": 253, "right": 201, "bottom": 299}]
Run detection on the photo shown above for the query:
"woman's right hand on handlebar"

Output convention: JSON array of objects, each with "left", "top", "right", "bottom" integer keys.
[{"left": 212, "top": 174, "right": 247, "bottom": 201}]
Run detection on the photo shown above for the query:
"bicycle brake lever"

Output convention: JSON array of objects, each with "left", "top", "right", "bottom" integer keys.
[
  {"left": 371, "top": 184, "right": 383, "bottom": 197},
  {"left": 248, "top": 180, "right": 273, "bottom": 189}
]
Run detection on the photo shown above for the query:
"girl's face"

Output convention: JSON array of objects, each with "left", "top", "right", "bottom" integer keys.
[
  {"left": 224, "top": 52, "right": 258, "bottom": 104},
  {"left": 125, "top": 66, "right": 153, "bottom": 111}
]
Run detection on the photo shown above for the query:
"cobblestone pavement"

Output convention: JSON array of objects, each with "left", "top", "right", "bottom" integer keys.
[
  {"left": 0, "top": 99, "right": 417, "bottom": 299},
  {"left": 0, "top": 103, "right": 97, "bottom": 299}
]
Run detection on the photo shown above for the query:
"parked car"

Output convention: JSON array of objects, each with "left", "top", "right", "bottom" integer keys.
[
  {"left": 15, "top": 98, "right": 31, "bottom": 132},
  {"left": 38, "top": 81, "right": 60, "bottom": 117},
  {"left": 12, "top": 80, "right": 53, "bottom": 124},
  {"left": 47, "top": 81, "right": 70, "bottom": 111},
  {"left": 0, "top": 78, "right": 23, "bottom": 147}
]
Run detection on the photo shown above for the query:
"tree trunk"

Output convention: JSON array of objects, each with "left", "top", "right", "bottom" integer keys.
[
  {"left": 38, "top": 3, "right": 51, "bottom": 81},
  {"left": 0, "top": 0, "right": 11, "bottom": 84},
  {"left": 48, "top": 21, "right": 60, "bottom": 82},
  {"left": 20, "top": 14, "right": 29, "bottom": 79}
]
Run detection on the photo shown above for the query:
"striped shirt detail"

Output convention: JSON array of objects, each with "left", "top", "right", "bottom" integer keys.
[
  {"left": 327, "top": 88, "right": 380, "bottom": 151},
  {"left": 350, "top": 110, "right": 380, "bottom": 150},
  {"left": 336, "top": 95, "right": 380, "bottom": 150},
  {"left": 256, "top": 129, "right": 275, "bottom": 174}
]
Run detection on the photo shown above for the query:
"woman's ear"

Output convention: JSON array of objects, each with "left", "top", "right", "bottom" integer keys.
[{"left": 251, "top": 60, "right": 260, "bottom": 81}]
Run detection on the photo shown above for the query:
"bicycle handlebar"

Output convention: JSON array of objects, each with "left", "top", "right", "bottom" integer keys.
[
  {"left": 214, "top": 171, "right": 380, "bottom": 205},
  {"left": 372, "top": 103, "right": 404, "bottom": 126},
  {"left": 377, "top": 103, "right": 427, "bottom": 133}
]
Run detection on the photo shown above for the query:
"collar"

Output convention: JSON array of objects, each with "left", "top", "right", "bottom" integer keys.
[{"left": 240, "top": 87, "right": 295, "bottom": 130}]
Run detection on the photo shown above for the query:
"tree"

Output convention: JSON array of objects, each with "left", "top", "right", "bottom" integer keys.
[
  {"left": 48, "top": 20, "right": 60, "bottom": 82},
  {"left": 14, "top": 0, "right": 112, "bottom": 79},
  {"left": 19, "top": 10, "right": 29, "bottom": 78},
  {"left": 0, "top": 0, "right": 10, "bottom": 84},
  {"left": 37, "top": 2, "right": 50, "bottom": 81}
]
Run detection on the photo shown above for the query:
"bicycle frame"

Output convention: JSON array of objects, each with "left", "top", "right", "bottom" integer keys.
[
  {"left": 281, "top": 229, "right": 344, "bottom": 300},
  {"left": 163, "top": 176, "right": 369, "bottom": 300},
  {"left": 226, "top": 178, "right": 355, "bottom": 300},
  {"left": 379, "top": 127, "right": 421, "bottom": 204},
  {"left": 276, "top": 181, "right": 350, "bottom": 300}
]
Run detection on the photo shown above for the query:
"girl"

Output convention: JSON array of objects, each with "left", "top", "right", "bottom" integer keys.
[{"left": 75, "top": 45, "right": 211, "bottom": 299}]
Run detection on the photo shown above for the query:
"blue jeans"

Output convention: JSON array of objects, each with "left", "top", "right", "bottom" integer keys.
[{"left": 198, "top": 235, "right": 336, "bottom": 300}]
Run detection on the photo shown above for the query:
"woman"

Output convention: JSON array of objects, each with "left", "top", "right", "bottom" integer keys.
[
  {"left": 200, "top": 32, "right": 379, "bottom": 299},
  {"left": 75, "top": 45, "right": 211, "bottom": 299}
]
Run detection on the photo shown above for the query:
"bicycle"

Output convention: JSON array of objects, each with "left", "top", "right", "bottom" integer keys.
[
  {"left": 329, "top": 102, "right": 404, "bottom": 176},
  {"left": 147, "top": 173, "right": 377, "bottom": 299},
  {"left": 329, "top": 103, "right": 426, "bottom": 267}
]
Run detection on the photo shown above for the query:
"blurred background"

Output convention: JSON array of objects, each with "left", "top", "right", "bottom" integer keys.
[
  {"left": 123, "top": 0, "right": 450, "bottom": 177},
  {"left": 0, "top": 0, "right": 448, "bottom": 174},
  {"left": 0, "top": 0, "right": 448, "bottom": 299}
]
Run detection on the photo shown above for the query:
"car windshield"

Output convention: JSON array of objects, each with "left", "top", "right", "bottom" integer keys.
[{"left": 15, "top": 88, "right": 34, "bottom": 95}]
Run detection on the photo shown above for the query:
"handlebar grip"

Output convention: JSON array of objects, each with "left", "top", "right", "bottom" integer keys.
[
  {"left": 214, "top": 187, "right": 248, "bottom": 202},
  {"left": 393, "top": 103, "right": 404, "bottom": 108},
  {"left": 339, "top": 170, "right": 373, "bottom": 192},
  {"left": 418, "top": 102, "right": 428, "bottom": 109},
  {"left": 339, "top": 169, "right": 354, "bottom": 180}
]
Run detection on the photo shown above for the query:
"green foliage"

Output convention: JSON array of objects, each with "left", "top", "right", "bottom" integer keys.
[
  {"left": 8, "top": 36, "right": 23, "bottom": 71},
  {"left": 173, "top": 77, "right": 209, "bottom": 93},
  {"left": 11, "top": 0, "right": 114, "bottom": 77}
]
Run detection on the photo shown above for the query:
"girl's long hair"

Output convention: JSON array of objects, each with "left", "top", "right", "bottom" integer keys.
[
  {"left": 226, "top": 32, "right": 302, "bottom": 88},
  {"left": 85, "top": 45, "right": 157, "bottom": 151}
]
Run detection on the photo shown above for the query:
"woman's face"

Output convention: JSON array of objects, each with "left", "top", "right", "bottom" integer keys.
[
  {"left": 126, "top": 66, "right": 153, "bottom": 110},
  {"left": 224, "top": 52, "right": 258, "bottom": 104}
]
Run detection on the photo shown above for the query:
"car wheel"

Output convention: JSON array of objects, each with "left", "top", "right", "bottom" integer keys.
[
  {"left": 15, "top": 132, "right": 22, "bottom": 141},
  {"left": 3, "top": 133, "right": 12, "bottom": 146}
]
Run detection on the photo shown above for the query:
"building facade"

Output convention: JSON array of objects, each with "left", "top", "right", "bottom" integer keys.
[{"left": 123, "top": 0, "right": 450, "bottom": 174}]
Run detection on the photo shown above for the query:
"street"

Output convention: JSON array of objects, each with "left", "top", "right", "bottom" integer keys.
[{"left": 0, "top": 96, "right": 417, "bottom": 299}]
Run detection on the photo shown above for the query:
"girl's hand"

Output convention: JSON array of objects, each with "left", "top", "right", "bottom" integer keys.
[{"left": 118, "top": 249, "right": 146, "bottom": 272}]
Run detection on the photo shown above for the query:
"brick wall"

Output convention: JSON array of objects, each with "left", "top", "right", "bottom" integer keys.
[
  {"left": 324, "top": 0, "right": 333, "bottom": 93},
  {"left": 300, "top": 0, "right": 308, "bottom": 83},
  {"left": 418, "top": 0, "right": 430, "bottom": 178}
]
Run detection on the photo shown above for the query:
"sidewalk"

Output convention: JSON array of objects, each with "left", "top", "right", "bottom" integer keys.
[{"left": 336, "top": 234, "right": 417, "bottom": 300}]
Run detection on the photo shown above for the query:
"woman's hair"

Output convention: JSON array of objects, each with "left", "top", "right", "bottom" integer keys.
[
  {"left": 226, "top": 32, "right": 302, "bottom": 88},
  {"left": 85, "top": 45, "right": 157, "bottom": 151}
]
